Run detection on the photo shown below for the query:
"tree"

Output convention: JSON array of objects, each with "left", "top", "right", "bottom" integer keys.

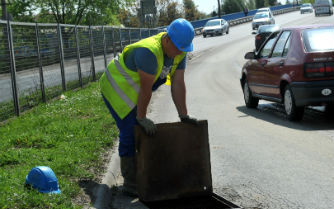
[
  {"left": 246, "top": 0, "right": 257, "bottom": 10},
  {"left": 222, "top": 0, "right": 245, "bottom": 14},
  {"left": 268, "top": 0, "right": 278, "bottom": 5},
  {"left": 34, "top": 0, "right": 135, "bottom": 26},
  {"left": 3, "top": 0, "right": 35, "bottom": 22},
  {"left": 256, "top": 0, "right": 265, "bottom": 8},
  {"left": 156, "top": 0, "right": 182, "bottom": 26},
  {"left": 183, "top": 0, "right": 200, "bottom": 21}
]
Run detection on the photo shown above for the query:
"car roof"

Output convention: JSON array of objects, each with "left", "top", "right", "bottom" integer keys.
[
  {"left": 282, "top": 24, "right": 334, "bottom": 31},
  {"left": 254, "top": 11, "right": 270, "bottom": 16}
]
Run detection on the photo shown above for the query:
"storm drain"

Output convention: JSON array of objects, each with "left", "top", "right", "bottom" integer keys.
[
  {"left": 135, "top": 121, "right": 240, "bottom": 209},
  {"left": 141, "top": 193, "right": 239, "bottom": 209}
]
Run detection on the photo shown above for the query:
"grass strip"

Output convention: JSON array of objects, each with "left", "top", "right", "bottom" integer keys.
[{"left": 0, "top": 81, "right": 117, "bottom": 208}]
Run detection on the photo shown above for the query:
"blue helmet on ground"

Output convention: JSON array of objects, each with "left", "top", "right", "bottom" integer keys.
[
  {"left": 25, "top": 166, "right": 61, "bottom": 194},
  {"left": 167, "top": 18, "right": 194, "bottom": 52}
]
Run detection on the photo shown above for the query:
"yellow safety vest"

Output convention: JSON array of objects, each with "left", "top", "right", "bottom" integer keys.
[{"left": 99, "top": 32, "right": 186, "bottom": 119}]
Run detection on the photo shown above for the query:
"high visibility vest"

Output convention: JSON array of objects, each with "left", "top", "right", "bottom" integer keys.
[{"left": 99, "top": 32, "right": 186, "bottom": 119}]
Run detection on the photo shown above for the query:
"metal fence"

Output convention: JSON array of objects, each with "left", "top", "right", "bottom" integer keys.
[
  {"left": 0, "top": 4, "right": 298, "bottom": 122},
  {"left": 0, "top": 20, "right": 162, "bottom": 121}
]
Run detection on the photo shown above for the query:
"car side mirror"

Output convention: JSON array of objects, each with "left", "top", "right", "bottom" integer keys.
[{"left": 245, "top": 51, "right": 256, "bottom": 59}]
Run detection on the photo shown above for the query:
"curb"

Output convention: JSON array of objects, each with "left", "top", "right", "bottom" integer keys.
[
  {"left": 92, "top": 140, "right": 121, "bottom": 209},
  {"left": 91, "top": 140, "right": 148, "bottom": 209}
]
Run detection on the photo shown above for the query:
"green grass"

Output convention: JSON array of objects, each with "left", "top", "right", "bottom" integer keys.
[{"left": 0, "top": 81, "right": 118, "bottom": 209}]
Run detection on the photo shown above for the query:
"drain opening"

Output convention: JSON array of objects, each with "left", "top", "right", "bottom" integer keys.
[{"left": 141, "top": 193, "right": 239, "bottom": 209}]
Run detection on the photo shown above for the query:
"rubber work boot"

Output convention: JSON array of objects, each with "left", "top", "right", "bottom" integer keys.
[{"left": 120, "top": 156, "right": 137, "bottom": 197}]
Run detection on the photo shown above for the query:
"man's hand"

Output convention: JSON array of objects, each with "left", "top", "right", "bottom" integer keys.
[
  {"left": 136, "top": 117, "right": 157, "bottom": 136},
  {"left": 179, "top": 115, "right": 199, "bottom": 125}
]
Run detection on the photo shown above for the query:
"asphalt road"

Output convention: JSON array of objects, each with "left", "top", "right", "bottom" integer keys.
[{"left": 148, "top": 11, "right": 334, "bottom": 209}]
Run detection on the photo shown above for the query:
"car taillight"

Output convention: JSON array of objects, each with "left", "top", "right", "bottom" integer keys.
[
  {"left": 304, "top": 62, "right": 334, "bottom": 78},
  {"left": 256, "top": 35, "right": 261, "bottom": 40}
]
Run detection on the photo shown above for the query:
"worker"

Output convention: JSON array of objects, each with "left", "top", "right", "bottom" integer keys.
[{"left": 99, "top": 18, "right": 198, "bottom": 196}]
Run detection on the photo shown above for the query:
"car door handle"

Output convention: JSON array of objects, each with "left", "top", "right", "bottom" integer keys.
[{"left": 261, "top": 61, "right": 267, "bottom": 66}]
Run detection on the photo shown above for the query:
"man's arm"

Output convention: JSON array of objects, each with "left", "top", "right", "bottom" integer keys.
[
  {"left": 171, "top": 69, "right": 187, "bottom": 116},
  {"left": 137, "top": 69, "right": 155, "bottom": 118}
]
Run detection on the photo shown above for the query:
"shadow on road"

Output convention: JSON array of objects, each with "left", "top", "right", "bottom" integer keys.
[{"left": 236, "top": 103, "right": 334, "bottom": 131}]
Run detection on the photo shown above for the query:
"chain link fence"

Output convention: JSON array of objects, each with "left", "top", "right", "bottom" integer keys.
[{"left": 0, "top": 20, "right": 162, "bottom": 121}]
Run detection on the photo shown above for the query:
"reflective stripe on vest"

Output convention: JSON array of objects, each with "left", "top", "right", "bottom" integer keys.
[
  {"left": 104, "top": 67, "right": 136, "bottom": 110},
  {"left": 113, "top": 58, "right": 140, "bottom": 93}
]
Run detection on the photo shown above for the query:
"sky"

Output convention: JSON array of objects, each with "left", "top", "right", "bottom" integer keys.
[{"left": 192, "top": 0, "right": 288, "bottom": 14}]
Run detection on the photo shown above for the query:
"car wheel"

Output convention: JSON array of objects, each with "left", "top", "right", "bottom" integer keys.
[
  {"left": 226, "top": 29, "right": 229, "bottom": 34},
  {"left": 243, "top": 80, "right": 259, "bottom": 108},
  {"left": 203, "top": 34, "right": 206, "bottom": 38},
  {"left": 283, "top": 85, "right": 304, "bottom": 121}
]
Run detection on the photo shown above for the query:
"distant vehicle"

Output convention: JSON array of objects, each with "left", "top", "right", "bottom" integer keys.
[
  {"left": 241, "top": 24, "right": 334, "bottom": 121},
  {"left": 202, "top": 19, "right": 229, "bottom": 38},
  {"left": 256, "top": 7, "right": 273, "bottom": 17},
  {"left": 252, "top": 12, "right": 275, "bottom": 30},
  {"left": 300, "top": 3, "right": 313, "bottom": 14},
  {"left": 255, "top": 24, "right": 280, "bottom": 51},
  {"left": 314, "top": 0, "right": 333, "bottom": 16}
]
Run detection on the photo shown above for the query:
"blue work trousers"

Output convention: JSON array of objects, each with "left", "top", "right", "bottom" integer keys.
[{"left": 102, "top": 94, "right": 138, "bottom": 157}]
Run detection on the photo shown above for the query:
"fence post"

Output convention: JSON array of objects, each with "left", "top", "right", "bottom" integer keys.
[
  {"left": 102, "top": 26, "right": 108, "bottom": 69},
  {"left": 89, "top": 25, "right": 96, "bottom": 81},
  {"left": 112, "top": 27, "right": 116, "bottom": 58},
  {"left": 57, "top": 24, "right": 66, "bottom": 91},
  {"left": 128, "top": 29, "right": 131, "bottom": 44},
  {"left": 139, "top": 28, "right": 142, "bottom": 40},
  {"left": 74, "top": 26, "right": 83, "bottom": 87},
  {"left": 148, "top": 29, "right": 151, "bottom": 37},
  {"left": 34, "top": 23, "right": 46, "bottom": 102},
  {"left": 119, "top": 28, "right": 123, "bottom": 52},
  {"left": 7, "top": 19, "right": 20, "bottom": 116}
]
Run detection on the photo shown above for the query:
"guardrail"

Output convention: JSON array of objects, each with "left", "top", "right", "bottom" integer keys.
[{"left": 194, "top": 6, "right": 300, "bottom": 35}]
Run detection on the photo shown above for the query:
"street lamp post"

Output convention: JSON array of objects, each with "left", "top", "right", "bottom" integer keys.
[{"left": 217, "top": 0, "right": 221, "bottom": 18}]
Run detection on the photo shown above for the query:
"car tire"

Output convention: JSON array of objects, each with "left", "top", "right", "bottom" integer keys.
[
  {"left": 243, "top": 80, "right": 259, "bottom": 108},
  {"left": 283, "top": 85, "right": 304, "bottom": 121},
  {"left": 226, "top": 29, "right": 229, "bottom": 34},
  {"left": 203, "top": 34, "right": 206, "bottom": 38}
]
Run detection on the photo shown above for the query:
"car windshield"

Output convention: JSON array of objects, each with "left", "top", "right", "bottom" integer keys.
[
  {"left": 205, "top": 20, "right": 220, "bottom": 26},
  {"left": 315, "top": 0, "right": 329, "bottom": 4},
  {"left": 301, "top": 4, "right": 311, "bottom": 7},
  {"left": 258, "top": 25, "right": 280, "bottom": 33},
  {"left": 303, "top": 28, "right": 334, "bottom": 52},
  {"left": 254, "top": 13, "right": 269, "bottom": 19}
]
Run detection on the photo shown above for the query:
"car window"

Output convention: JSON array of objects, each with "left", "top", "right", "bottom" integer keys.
[
  {"left": 282, "top": 36, "right": 291, "bottom": 57},
  {"left": 302, "top": 27, "right": 334, "bottom": 52},
  {"left": 205, "top": 20, "right": 220, "bottom": 27},
  {"left": 258, "top": 25, "right": 280, "bottom": 33},
  {"left": 254, "top": 13, "right": 269, "bottom": 19},
  {"left": 272, "top": 31, "right": 291, "bottom": 57},
  {"left": 259, "top": 33, "right": 278, "bottom": 58}
]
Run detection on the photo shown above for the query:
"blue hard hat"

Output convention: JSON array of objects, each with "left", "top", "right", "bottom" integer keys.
[
  {"left": 167, "top": 18, "right": 194, "bottom": 52},
  {"left": 25, "top": 166, "right": 61, "bottom": 194}
]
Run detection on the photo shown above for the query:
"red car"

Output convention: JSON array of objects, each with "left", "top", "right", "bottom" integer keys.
[{"left": 240, "top": 24, "right": 334, "bottom": 121}]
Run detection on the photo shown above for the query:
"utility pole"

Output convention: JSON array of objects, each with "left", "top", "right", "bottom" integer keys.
[
  {"left": 217, "top": 0, "right": 221, "bottom": 18},
  {"left": 1, "top": 0, "right": 7, "bottom": 20}
]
